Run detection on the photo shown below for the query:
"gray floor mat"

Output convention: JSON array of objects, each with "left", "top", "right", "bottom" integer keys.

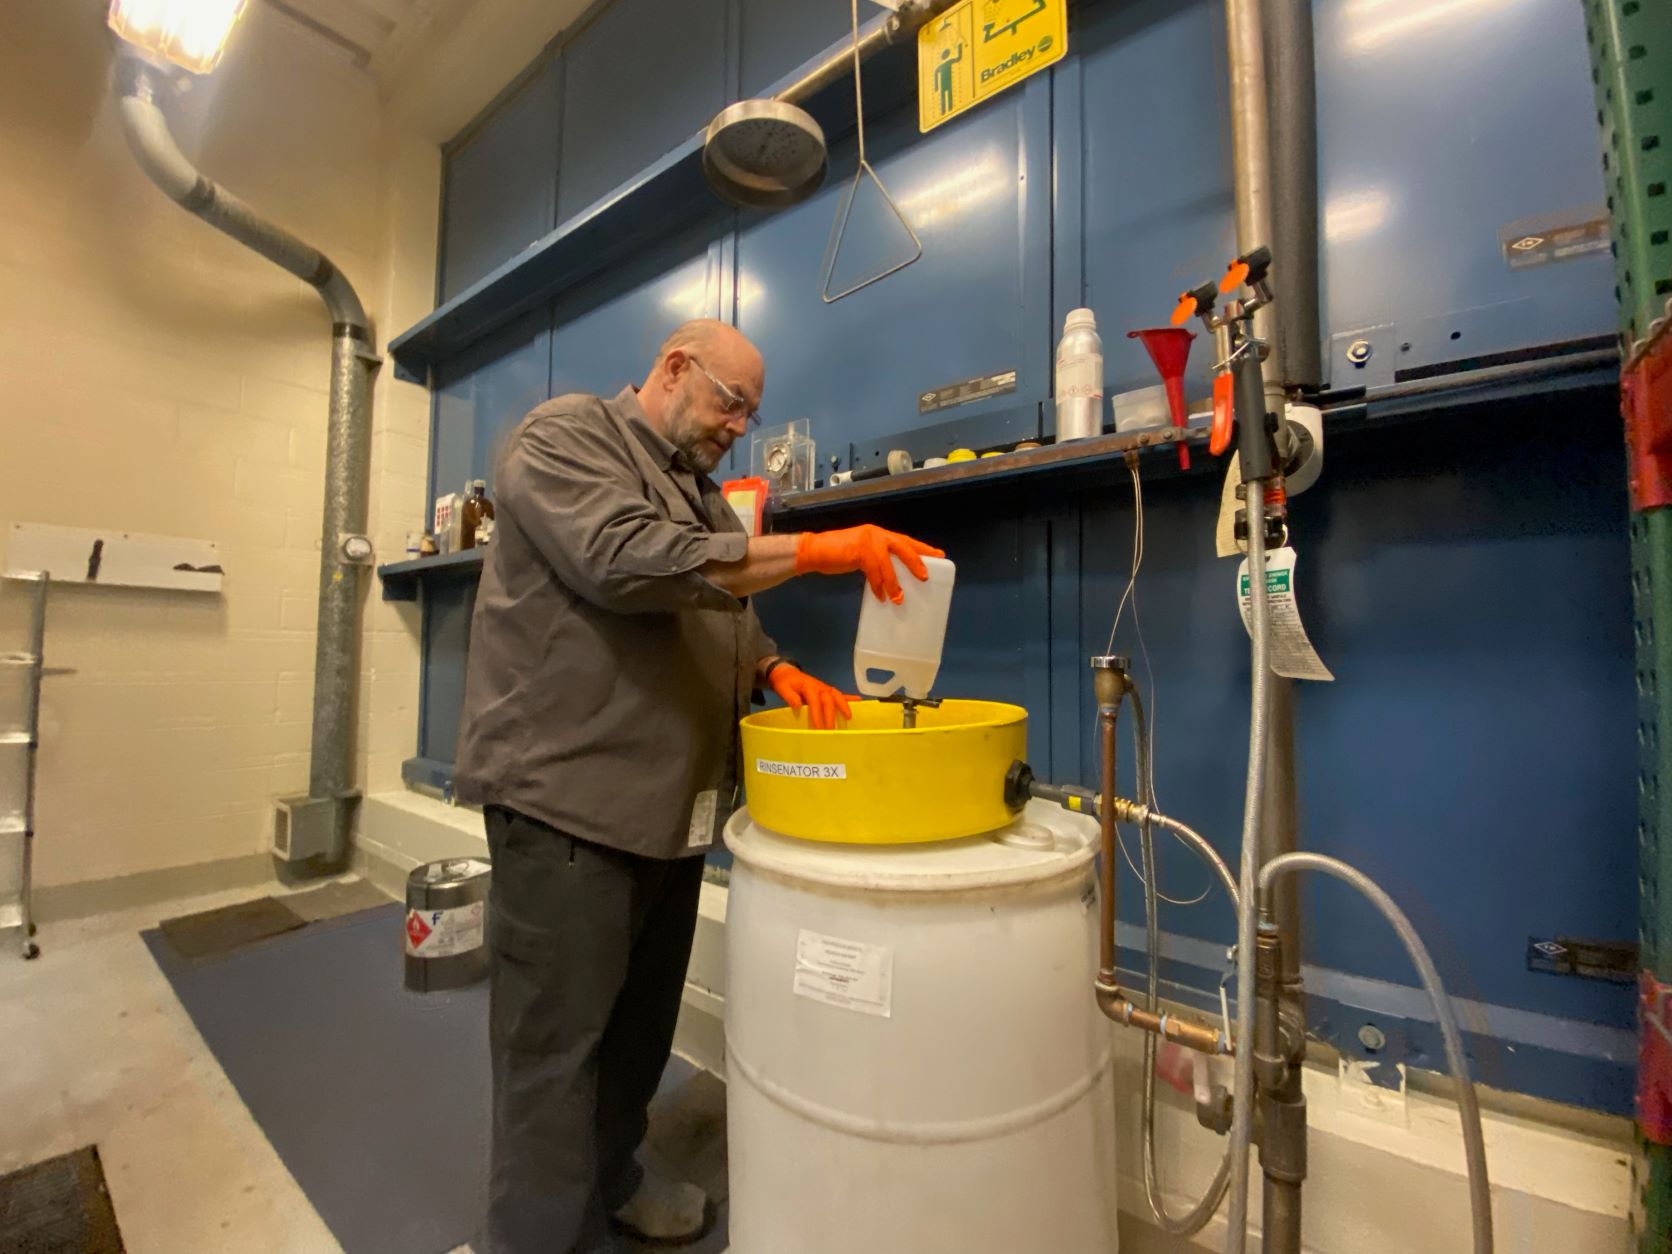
[
  {"left": 143, "top": 904, "right": 730, "bottom": 1254},
  {"left": 155, "top": 896, "right": 305, "bottom": 961},
  {"left": 0, "top": 1144, "right": 126, "bottom": 1253},
  {"left": 283, "top": 879, "right": 395, "bottom": 923}
]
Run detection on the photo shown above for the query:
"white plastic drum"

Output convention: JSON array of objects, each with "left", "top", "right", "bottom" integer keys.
[{"left": 722, "top": 799, "right": 1119, "bottom": 1254}]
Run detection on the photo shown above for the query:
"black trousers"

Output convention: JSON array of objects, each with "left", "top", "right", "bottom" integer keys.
[{"left": 483, "top": 805, "right": 706, "bottom": 1254}]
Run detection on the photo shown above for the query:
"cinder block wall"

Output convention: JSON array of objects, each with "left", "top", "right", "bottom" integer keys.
[{"left": 0, "top": 1, "right": 436, "bottom": 894}]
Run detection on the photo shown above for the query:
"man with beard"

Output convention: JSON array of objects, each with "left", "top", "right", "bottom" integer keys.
[{"left": 454, "top": 319, "right": 942, "bottom": 1253}]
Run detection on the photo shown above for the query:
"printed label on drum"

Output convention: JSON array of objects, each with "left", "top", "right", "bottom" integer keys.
[
  {"left": 755, "top": 759, "right": 847, "bottom": 780},
  {"left": 405, "top": 901, "right": 485, "bottom": 959},
  {"left": 793, "top": 930, "right": 893, "bottom": 1018}
]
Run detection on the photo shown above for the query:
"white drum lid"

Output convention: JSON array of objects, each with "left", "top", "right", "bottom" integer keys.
[{"left": 725, "top": 799, "right": 1097, "bottom": 894}]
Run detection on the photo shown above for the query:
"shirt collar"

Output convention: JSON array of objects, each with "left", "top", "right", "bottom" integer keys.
[{"left": 612, "top": 385, "right": 685, "bottom": 472}]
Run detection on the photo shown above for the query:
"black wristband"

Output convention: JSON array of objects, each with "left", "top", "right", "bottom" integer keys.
[{"left": 760, "top": 656, "right": 798, "bottom": 680}]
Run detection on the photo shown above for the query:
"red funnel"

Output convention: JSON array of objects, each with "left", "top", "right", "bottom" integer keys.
[{"left": 1128, "top": 327, "right": 1195, "bottom": 470}]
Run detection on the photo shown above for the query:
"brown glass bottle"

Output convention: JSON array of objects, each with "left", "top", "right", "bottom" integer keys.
[{"left": 459, "top": 480, "right": 495, "bottom": 550}]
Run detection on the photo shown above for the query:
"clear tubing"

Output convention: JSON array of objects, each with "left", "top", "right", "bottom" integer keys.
[
  {"left": 1259, "top": 854, "right": 1494, "bottom": 1254},
  {"left": 1132, "top": 688, "right": 1235, "bottom": 1234},
  {"left": 1223, "top": 492, "right": 1272, "bottom": 1254}
]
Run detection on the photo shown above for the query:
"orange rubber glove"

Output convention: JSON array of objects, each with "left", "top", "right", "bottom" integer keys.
[
  {"left": 766, "top": 663, "right": 855, "bottom": 731},
  {"left": 794, "top": 525, "right": 945, "bottom": 604}
]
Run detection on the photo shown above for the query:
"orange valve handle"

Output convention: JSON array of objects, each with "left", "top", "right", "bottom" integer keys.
[
  {"left": 766, "top": 663, "right": 855, "bottom": 731},
  {"left": 1171, "top": 293, "right": 1198, "bottom": 327},
  {"left": 1210, "top": 372, "right": 1236, "bottom": 456},
  {"left": 1219, "top": 258, "right": 1251, "bottom": 295}
]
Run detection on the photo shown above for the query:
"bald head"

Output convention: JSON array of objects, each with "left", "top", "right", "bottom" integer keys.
[{"left": 639, "top": 319, "right": 765, "bottom": 473}]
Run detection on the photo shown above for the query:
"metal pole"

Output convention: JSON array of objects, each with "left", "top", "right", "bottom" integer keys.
[
  {"left": 774, "top": 0, "right": 955, "bottom": 106},
  {"left": 1263, "top": 0, "right": 1321, "bottom": 391},
  {"left": 1224, "top": 1, "right": 1314, "bottom": 1247},
  {"left": 1224, "top": 0, "right": 1284, "bottom": 397}
]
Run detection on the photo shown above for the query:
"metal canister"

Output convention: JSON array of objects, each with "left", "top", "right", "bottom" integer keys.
[{"left": 403, "top": 857, "right": 491, "bottom": 992}]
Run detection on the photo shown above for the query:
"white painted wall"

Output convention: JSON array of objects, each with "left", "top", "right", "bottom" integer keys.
[{"left": 0, "top": 0, "right": 436, "bottom": 890}]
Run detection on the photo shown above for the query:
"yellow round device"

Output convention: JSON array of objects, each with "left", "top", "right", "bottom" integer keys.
[{"left": 739, "top": 699, "right": 1026, "bottom": 844}]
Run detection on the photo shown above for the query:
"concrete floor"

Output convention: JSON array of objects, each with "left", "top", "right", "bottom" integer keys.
[
  {"left": 0, "top": 878, "right": 1229, "bottom": 1254},
  {"left": 0, "top": 882, "right": 347, "bottom": 1252}
]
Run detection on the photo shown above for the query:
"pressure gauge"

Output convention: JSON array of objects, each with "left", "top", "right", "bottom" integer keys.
[{"left": 764, "top": 442, "right": 793, "bottom": 478}]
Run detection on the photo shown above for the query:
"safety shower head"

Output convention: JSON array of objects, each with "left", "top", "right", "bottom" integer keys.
[{"left": 702, "top": 99, "right": 828, "bottom": 210}]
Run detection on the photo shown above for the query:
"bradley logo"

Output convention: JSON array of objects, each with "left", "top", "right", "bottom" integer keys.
[{"left": 980, "top": 36, "right": 1053, "bottom": 83}]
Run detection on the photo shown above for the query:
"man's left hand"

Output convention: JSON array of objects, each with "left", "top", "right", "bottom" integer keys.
[{"left": 766, "top": 664, "right": 855, "bottom": 730}]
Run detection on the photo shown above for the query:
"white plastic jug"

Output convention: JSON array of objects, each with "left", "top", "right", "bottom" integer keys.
[{"left": 853, "top": 556, "right": 956, "bottom": 700}]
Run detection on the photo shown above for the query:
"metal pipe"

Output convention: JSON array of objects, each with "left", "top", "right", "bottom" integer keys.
[
  {"left": 1223, "top": 446, "right": 1274, "bottom": 1254},
  {"left": 1253, "top": 919, "right": 1307, "bottom": 1254},
  {"left": 1261, "top": 679, "right": 1303, "bottom": 987},
  {"left": 1096, "top": 984, "right": 1232, "bottom": 1056},
  {"left": 115, "top": 56, "right": 369, "bottom": 331},
  {"left": 1258, "top": 854, "right": 1494, "bottom": 1254},
  {"left": 307, "top": 333, "right": 374, "bottom": 810},
  {"left": 1224, "top": 0, "right": 1284, "bottom": 395},
  {"left": 1096, "top": 701, "right": 1121, "bottom": 982},
  {"left": 1261, "top": 0, "right": 1321, "bottom": 391},
  {"left": 1258, "top": 678, "right": 1306, "bottom": 1254},
  {"left": 1111, "top": 804, "right": 1241, "bottom": 910},
  {"left": 116, "top": 52, "right": 377, "bottom": 865},
  {"left": 774, "top": 0, "right": 953, "bottom": 106}
]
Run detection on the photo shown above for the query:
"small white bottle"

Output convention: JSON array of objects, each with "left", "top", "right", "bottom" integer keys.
[{"left": 1055, "top": 308, "right": 1104, "bottom": 443}]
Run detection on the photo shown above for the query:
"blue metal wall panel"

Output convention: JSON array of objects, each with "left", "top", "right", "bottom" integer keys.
[
  {"left": 556, "top": 0, "right": 729, "bottom": 223},
  {"left": 548, "top": 220, "right": 726, "bottom": 400},
  {"left": 418, "top": 577, "right": 479, "bottom": 765},
  {"left": 1074, "top": 395, "right": 1636, "bottom": 1039},
  {"left": 440, "top": 57, "right": 563, "bottom": 303},
  {"left": 430, "top": 308, "right": 553, "bottom": 501},
  {"left": 738, "top": 0, "right": 854, "bottom": 98},
  {"left": 1315, "top": 0, "right": 1614, "bottom": 386},
  {"left": 1067, "top": 0, "right": 1237, "bottom": 404},
  {"left": 736, "top": 82, "right": 1052, "bottom": 470},
  {"left": 412, "top": 0, "right": 1634, "bottom": 1110}
]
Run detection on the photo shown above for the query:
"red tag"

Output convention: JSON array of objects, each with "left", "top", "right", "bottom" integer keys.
[{"left": 1626, "top": 331, "right": 1672, "bottom": 513}]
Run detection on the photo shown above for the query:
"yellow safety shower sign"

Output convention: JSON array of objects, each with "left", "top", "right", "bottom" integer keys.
[{"left": 918, "top": 0, "right": 1067, "bottom": 134}]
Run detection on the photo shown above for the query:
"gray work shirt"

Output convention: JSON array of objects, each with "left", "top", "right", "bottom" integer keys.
[{"left": 454, "top": 386, "right": 775, "bottom": 859}]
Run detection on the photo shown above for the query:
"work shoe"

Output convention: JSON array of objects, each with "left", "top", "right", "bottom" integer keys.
[{"left": 611, "top": 1164, "right": 713, "bottom": 1246}]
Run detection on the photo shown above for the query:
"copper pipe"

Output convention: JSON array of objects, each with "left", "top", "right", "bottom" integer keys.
[
  {"left": 1097, "top": 705, "right": 1119, "bottom": 980},
  {"left": 1092, "top": 658, "right": 1128, "bottom": 982},
  {"left": 1096, "top": 982, "right": 1233, "bottom": 1056}
]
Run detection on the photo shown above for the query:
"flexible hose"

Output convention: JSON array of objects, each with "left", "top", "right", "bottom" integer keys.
[
  {"left": 1146, "top": 812, "right": 1239, "bottom": 910},
  {"left": 1132, "top": 688, "right": 1236, "bottom": 1234},
  {"left": 1258, "top": 854, "right": 1493, "bottom": 1254},
  {"left": 1223, "top": 491, "right": 1272, "bottom": 1254}
]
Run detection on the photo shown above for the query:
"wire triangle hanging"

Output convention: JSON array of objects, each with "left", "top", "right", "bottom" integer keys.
[{"left": 819, "top": 0, "right": 923, "bottom": 303}]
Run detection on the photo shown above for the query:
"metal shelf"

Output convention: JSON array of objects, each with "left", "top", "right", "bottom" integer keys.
[
  {"left": 775, "top": 425, "right": 1207, "bottom": 519},
  {"left": 376, "top": 548, "right": 486, "bottom": 602}
]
